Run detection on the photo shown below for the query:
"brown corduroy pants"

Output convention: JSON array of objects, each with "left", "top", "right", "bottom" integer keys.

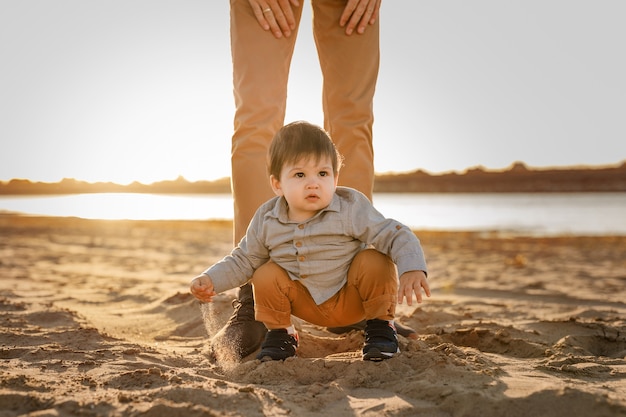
[{"left": 250, "top": 249, "right": 397, "bottom": 329}]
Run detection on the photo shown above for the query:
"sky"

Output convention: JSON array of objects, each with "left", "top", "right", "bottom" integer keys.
[{"left": 1, "top": 0, "right": 625, "bottom": 185}]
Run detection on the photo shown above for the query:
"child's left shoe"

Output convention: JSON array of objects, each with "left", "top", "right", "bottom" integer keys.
[{"left": 362, "top": 319, "right": 400, "bottom": 361}]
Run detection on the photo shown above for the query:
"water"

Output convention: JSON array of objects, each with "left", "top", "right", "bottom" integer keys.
[
  {"left": 374, "top": 193, "right": 626, "bottom": 236},
  {"left": 1, "top": 192, "right": 625, "bottom": 236},
  {"left": 0, "top": 193, "right": 234, "bottom": 222}
]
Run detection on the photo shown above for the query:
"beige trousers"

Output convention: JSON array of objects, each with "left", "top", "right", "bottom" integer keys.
[
  {"left": 230, "top": 0, "right": 380, "bottom": 243},
  {"left": 250, "top": 249, "right": 397, "bottom": 329}
]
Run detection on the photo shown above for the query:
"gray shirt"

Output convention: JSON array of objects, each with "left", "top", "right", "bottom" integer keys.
[{"left": 205, "top": 187, "right": 428, "bottom": 305}]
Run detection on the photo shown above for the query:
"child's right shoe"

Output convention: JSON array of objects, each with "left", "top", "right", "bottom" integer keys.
[
  {"left": 362, "top": 319, "right": 400, "bottom": 361},
  {"left": 256, "top": 329, "right": 298, "bottom": 362}
]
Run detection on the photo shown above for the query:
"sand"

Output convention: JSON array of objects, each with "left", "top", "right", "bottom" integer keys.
[{"left": 1, "top": 214, "right": 625, "bottom": 416}]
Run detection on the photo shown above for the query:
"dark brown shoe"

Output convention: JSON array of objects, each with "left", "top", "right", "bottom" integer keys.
[{"left": 210, "top": 283, "right": 267, "bottom": 360}]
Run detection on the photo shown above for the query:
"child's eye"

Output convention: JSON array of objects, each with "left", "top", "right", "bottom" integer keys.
[
  {"left": 319, "top": 171, "right": 329, "bottom": 177},
  {"left": 295, "top": 172, "right": 305, "bottom": 178}
]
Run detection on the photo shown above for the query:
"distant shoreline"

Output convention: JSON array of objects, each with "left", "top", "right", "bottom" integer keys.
[{"left": 2, "top": 161, "right": 625, "bottom": 195}]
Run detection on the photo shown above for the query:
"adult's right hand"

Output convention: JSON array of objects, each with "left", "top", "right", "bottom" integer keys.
[
  {"left": 248, "top": 0, "right": 300, "bottom": 39},
  {"left": 340, "top": 0, "right": 381, "bottom": 35}
]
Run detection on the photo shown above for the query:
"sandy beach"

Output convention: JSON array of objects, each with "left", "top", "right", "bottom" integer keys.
[{"left": 1, "top": 214, "right": 625, "bottom": 416}]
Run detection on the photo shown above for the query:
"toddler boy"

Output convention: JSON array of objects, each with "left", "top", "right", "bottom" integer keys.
[{"left": 190, "top": 121, "right": 429, "bottom": 361}]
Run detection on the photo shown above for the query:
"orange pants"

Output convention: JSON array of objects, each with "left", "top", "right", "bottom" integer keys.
[
  {"left": 251, "top": 249, "right": 397, "bottom": 329},
  {"left": 230, "top": 0, "right": 380, "bottom": 243}
]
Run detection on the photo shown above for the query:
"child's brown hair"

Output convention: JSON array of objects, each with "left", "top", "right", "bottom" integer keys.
[{"left": 268, "top": 121, "right": 343, "bottom": 179}]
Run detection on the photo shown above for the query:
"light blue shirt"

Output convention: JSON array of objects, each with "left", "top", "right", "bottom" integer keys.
[{"left": 205, "top": 187, "right": 428, "bottom": 305}]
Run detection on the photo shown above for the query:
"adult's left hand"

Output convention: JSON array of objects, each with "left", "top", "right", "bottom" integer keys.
[{"left": 340, "top": 0, "right": 381, "bottom": 35}]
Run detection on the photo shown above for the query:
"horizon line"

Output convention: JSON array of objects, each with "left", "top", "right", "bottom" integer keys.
[{"left": 2, "top": 159, "right": 625, "bottom": 186}]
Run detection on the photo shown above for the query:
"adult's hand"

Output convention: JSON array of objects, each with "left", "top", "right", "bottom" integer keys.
[
  {"left": 248, "top": 0, "right": 300, "bottom": 38},
  {"left": 340, "top": 0, "right": 381, "bottom": 35}
]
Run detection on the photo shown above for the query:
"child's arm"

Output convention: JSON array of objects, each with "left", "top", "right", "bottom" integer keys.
[
  {"left": 397, "top": 270, "right": 430, "bottom": 306},
  {"left": 190, "top": 274, "right": 217, "bottom": 303}
]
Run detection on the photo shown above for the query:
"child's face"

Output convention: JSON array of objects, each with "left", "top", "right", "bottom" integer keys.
[{"left": 270, "top": 155, "right": 338, "bottom": 222}]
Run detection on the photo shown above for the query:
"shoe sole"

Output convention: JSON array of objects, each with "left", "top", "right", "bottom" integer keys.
[{"left": 362, "top": 347, "right": 398, "bottom": 361}]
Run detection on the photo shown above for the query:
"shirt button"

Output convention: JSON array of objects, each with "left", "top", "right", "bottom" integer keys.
[
  {"left": 298, "top": 256, "right": 305, "bottom": 262},
  {"left": 298, "top": 224, "right": 305, "bottom": 229},
  {"left": 396, "top": 225, "right": 402, "bottom": 230},
  {"left": 295, "top": 241, "right": 302, "bottom": 247},
  {"left": 300, "top": 274, "right": 308, "bottom": 279}
]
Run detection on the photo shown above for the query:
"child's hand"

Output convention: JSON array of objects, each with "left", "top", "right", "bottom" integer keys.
[
  {"left": 398, "top": 270, "right": 430, "bottom": 306},
  {"left": 190, "top": 274, "right": 217, "bottom": 303}
]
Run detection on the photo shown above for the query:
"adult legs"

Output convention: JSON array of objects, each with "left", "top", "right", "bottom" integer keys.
[{"left": 210, "top": 0, "right": 303, "bottom": 360}]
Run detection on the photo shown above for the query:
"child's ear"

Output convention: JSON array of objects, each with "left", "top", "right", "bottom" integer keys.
[{"left": 270, "top": 175, "right": 283, "bottom": 196}]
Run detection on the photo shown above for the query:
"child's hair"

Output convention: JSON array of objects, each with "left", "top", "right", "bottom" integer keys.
[{"left": 268, "top": 121, "right": 343, "bottom": 178}]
